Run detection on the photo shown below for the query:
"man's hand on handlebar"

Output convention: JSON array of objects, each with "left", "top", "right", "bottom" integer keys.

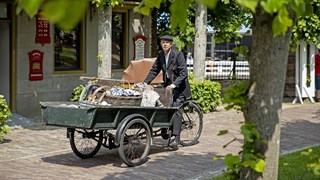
[{"left": 166, "top": 84, "right": 175, "bottom": 90}]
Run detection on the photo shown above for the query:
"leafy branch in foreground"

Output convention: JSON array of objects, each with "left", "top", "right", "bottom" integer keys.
[
  {"left": 214, "top": 123, "right": 266, "bottom": 179},
  {"left": 223, "top": 80, "right": 248, "bottom": 111}
]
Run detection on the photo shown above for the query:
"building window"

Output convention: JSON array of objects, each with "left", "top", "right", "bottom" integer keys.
[
  {"left": 54, "top": 23, "right": 85, "bottom": 72},
  {"left": 112, "top": 11, "right": 127, "bottom": 69},
  {"left": 0, "top": 3, "right": 10, "bottom": 19}
]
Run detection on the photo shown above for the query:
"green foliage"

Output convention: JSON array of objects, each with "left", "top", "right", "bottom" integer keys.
[
  {"left": 169, "top": 0, "right": 193, "bottom": 29},
  {"left": 207, "top": 0, "right": 250, "bottom": 44},
  {"left": 291, "top": 0, "right": 320, "bottom": 49},
  {"left": 156, "top": 2, "right": 196, "bottom": 50},
  {"left": 172, "top": 24, "right": 196, "bottom": 51},
  {"left": 215, "top": 123, "right": 266, "bottom": 179},
  {"left": 140, "top": 0, "right": 313, "bottom": 39},
  {"left": 214, "top": 145, "right": 320, "bottom": 179},
  {"left": 70, "top": 85, "right": 85, "bottom": 102},
  {"left": 260, "top": 0, "right": 286, "bottom": 14},
  {"left": 0, "top": 95, "right": 11, "bottom": 142},
  {"left": 224, "top": 154, "right": 241, "bottom": 172},
  {"left": 17, "top": 0, "right": 89, "bottom": 31},
  {"left": 224, "top": 80, "right": 248, "bottom": 111},
  {"left": 137, "top": 0, "right": 319, "bottom": 49},
  {"left": 136, "top": 0, "right": 196, "bottom": 29},
  {"left": 16, "top": 0, "right": 319, "bottom": 45},
  {"left": 307, "top": 75, "right": 311, "bottom": 84},
  {"left": 272, "top": 6, "right": 293, "bottom": 37},
  {"left": 241, "top": 124, "right": 266, "bottom": 172},
  {"left": 237, "top": 0, "right": 312, "bottom": 38},
  {"left": 289, "top": 0, "right": 310, "bottom": 17},
  {"left": 220, "top": 80, "right": 267, "bottom": 178},
  {"left": 236, "top": 0, "right": 258, "bottom": 13},
  {"left": 279, "top": 146, "right": 320, "bottom": 179},
  {"left": 232, "top": 45, "right": 249, "bottom": 60},
  {"left": 134, "top": 0, "right": 162, "bottom": 15},
  {"left": 188, "top": 73, "right": 222, "bottom": 113},
  {"left": 16, "top": 0, "right": 44, "bottom": 17},
  {"left": 92, "top": 0, "right": 124, "bottom": 7},
  {"left": 137, "top": 0, "right": 315, "bottom": 40}
]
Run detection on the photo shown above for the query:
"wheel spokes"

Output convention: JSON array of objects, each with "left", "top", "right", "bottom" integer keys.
[
  {"left": 180, "top": 106, "right": 201, "bottom": 144},
  {"left": 74, "top": 130, "right": 100, "bottom": 155},
  {"left": 123, "top": 124, "right": 148, "bottom": 162}
]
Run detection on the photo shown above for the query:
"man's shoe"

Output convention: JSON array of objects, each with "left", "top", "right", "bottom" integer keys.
[
  {"left": 169, "top": 139, "right": 180, "bottom": 147},
  {"left": 168, "top": 136, "right": 180, "bottom": 147}
]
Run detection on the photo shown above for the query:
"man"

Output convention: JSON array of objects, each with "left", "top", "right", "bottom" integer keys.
[{"left": 144, "top": 35, "right": 191, "bottom": 147}]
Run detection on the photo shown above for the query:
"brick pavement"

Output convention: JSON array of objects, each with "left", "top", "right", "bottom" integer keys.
[{"left": 0, "top": 103, "right": 319, "bottom": 179}]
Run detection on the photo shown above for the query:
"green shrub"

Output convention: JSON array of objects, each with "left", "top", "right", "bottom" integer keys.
[
  {"left": 70, "top": 85, "right": 85, "bottom": 102},
  {"left": 0, "top": 95, "right": 11, "bottom": 141},
  {"left": 189, "top": 73, "right": 222, "bottom": 113}
]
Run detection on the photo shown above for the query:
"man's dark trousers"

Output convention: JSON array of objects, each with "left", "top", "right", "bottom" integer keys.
[{"left": 172, "top": 91, "right": 186, "bottom": 136}]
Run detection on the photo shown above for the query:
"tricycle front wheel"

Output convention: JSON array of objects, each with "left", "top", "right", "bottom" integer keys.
[
  {"left": 180, "top": 101, "right": 203, "bottom": 146},
  {"left": 69, "top": 128, "right": 103, "bottom": 159},
  {"left": 118, "top": 118, "right": 151, "bottom": 167}
]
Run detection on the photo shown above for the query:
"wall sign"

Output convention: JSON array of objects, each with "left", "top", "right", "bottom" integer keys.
[
  {"left": 35, "top": 13, "right": 51, "bottom": 46},
  {"left": 133, "top": 35, "right": 147, "bottom": 60},
  {"left": 28, "top": 50, "right": 44, "bottom": 81}
]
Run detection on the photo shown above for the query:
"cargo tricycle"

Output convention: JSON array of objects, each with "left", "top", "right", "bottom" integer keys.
[{"left": 40, "top": 79, "right": 203, "bottom": 167}]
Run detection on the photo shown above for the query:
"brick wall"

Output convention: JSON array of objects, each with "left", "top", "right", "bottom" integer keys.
[{"left": 284, "top": 53, "right": 296, "bottom": 98}]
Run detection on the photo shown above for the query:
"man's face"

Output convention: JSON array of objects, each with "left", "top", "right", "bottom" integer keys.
[{"left": 160, "top": 40, "right": 172, "bottom": 53}]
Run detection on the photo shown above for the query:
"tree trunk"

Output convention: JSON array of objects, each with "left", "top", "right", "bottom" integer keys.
[
  {"left": 151, "top": 9, "right": 158, "bottom": 57},
  {"left": 193, "top": 3, "right": 207, "bottom": 81},
  {"left": 97, "top": 6, "right": 112, "bottom": 78},
  {"left": 240, "top": 6, "right": 294, "bottom": 179}
]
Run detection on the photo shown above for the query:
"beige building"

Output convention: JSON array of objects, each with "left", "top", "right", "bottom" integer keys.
[{"left": 0, "top": 1, "right": 154, "bottom": 119}]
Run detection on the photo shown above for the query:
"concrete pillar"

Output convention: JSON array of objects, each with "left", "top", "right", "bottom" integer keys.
[{"left": 97, "top": 6, "right": 112, "bottom": 78}]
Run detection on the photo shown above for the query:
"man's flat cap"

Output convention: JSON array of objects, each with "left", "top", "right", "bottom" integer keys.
[{"left": 160, "top": 35, "right": 173, "bottom": 42}]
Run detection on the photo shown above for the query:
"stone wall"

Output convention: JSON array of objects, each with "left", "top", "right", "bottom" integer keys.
[
  {"left": 15, "top": 8, "right": 153, "bottom": 120},
  {"left": 16, "top": 13, "right": 99, "bottom": 120}
]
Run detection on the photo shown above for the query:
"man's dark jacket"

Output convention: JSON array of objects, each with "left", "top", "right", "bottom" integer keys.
[{"left": 144, "top": 47, "right": 191, "bottom": 98}]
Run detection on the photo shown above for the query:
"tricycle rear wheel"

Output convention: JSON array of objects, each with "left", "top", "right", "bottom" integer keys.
[
  {"left": 118, "top": 118, "right": 151, "bottom": 167},
  {"left": 180, "top": 101, "right": 203, "bottom": 146},
  {"left": 69, "top": 128, "right": 103, "bottom": 159}
]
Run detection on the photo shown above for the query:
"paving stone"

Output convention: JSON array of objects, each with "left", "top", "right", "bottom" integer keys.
[{"left": 0, "top": 103, "right": 319, "bottom": 179}]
